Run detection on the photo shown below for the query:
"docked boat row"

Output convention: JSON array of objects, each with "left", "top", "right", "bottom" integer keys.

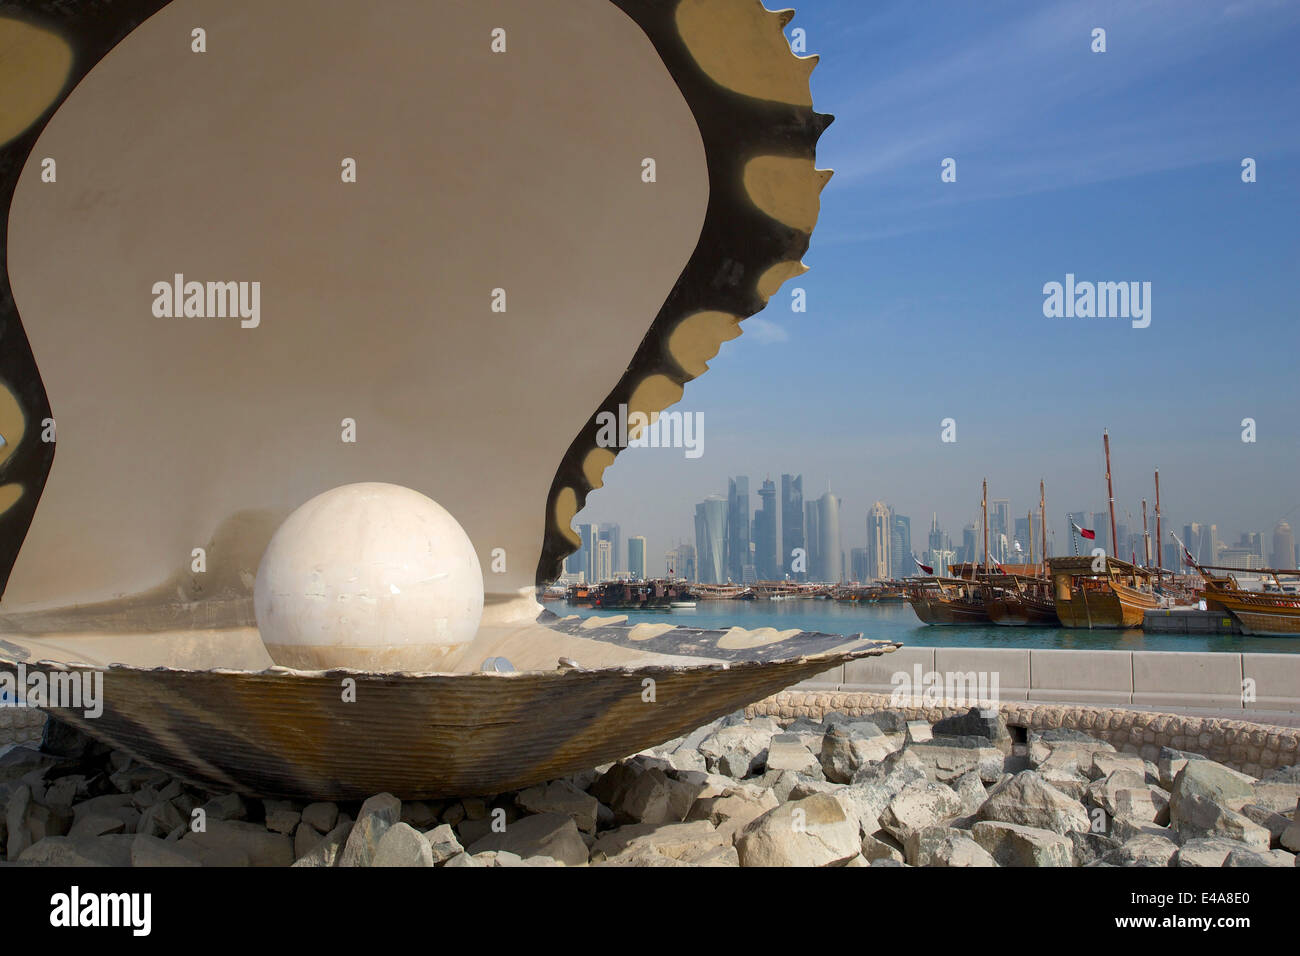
[
  {"left": 904, "top": 431, "right": 1292, "bottom": 635},
  {"left": 543, "top": 579, "right": 696, "bottom": 611},
  {"left": 906, "top": 434, "right": 1186, "bottom": 631},
  {"left": 544, "top": 579, "right": 848, "bottom": 608}
]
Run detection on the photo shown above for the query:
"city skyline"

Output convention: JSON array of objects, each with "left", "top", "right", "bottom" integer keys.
[
  {"left": 559, "top": 468, "right": 1300, "bottom": 587},
  {"left": 559, "top": 469, "right": 1297, "bottom": 586}
]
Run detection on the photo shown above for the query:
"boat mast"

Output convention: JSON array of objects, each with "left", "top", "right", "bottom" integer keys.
[
  {"left": 1154, "top": 469, "right": 1163, "bottom": 584},
  {"left": 982, "top": 478, "right": 989, "bottom": 576},
  {"left": 1028, "top": 510, "right": 1034, "bottom": 575},
  {"left": 1040, "top": 479, "right": 1047, "bottom": 578},
  {"left": 1141, "top": 499, "right": 1150, "bottom": 568},
  {"left": 1103, "top": 430, "right": 1118, "bottom": 558}
]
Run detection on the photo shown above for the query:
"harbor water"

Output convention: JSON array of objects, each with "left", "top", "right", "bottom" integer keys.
[{"left": 572, "top": 600, "right": 1300, "bottom": 654}]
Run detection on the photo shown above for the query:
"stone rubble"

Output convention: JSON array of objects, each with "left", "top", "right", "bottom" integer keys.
[{"left": 3, "top": 708, "right": 1298, "bottom": 867}]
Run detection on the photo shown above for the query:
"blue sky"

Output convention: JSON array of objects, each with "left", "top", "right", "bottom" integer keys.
[{"left": 577, "top": 0, "right": 1300, "bottom": 570}]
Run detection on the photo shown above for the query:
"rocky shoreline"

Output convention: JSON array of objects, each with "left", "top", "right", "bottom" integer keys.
[{"left": 3, "top": 710, "right": 1298, "bottom": 867}]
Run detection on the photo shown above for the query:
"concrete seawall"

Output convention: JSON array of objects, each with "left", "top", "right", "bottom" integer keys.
[{"left": 792, "top": 646, "right": 1300, "bottom": 720}]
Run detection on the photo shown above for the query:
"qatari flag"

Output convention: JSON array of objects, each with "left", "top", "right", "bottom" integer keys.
[
  {"left": 1072, "top": 520, "right": 1096, "bottom": 540},
  {"left": 914, "top": 556, "right": 934, "bottom": 575}
]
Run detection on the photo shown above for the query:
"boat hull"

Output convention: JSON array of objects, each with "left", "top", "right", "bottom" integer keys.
[
  {"left": 1055, "top": 583, "right": 1157, "bottom": 629},
  {"left": 907, "top": 596, "right": 990, "bottom": 626},
  {"left": 986, "top": 593, "right": 1060, "bottom": 627},
  {"left": 1204, "top": 593, "right": 1300, "bottom": 636}
]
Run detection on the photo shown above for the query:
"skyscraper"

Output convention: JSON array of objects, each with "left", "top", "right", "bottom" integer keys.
[
  {"left": 815, "top": 492, "right": 841, "bottom": 583},
  {"left": 1093, "top": 512, "right": 1110, "bottom": 553},
  {"left": 667, "top": 542, "right": 696, "bottom": 582},
  {"left": 804, "top": 500, "right": 820, "bottom": 581},
  {"left": 850, "top": 548, "right": 870, "bottom": 583},
  {"left": 927, "top": 513, "right": 943, "bottom": 557},
  {"left": 1013, "top": 516, "right": 1030, "bottom": 560},
  {"left": 925, "top": 514, "right": 953, "bottom": 576},
  {"left": 596, "top": 523, "right": 622, "bottom": 574},
  {"left": 889, "top": 513, "right": 912, "bottom": 580},
  {"left": 781, "top": 474, "right": 804, "bottom": 579},
  {"left": 1273, "top": 521, "right": 1295, "bottom": 569},
  {"left": 1184, "top": 523, "right": 1218, "bottom": 565},
  {"left": 627, "top": 536, "right": 647, "bottom": 579},
  {"left": 754, "top": 478, "right": 778, "bottom": 581},
  {"left": 594, "top": 539, "right": 613, "bottom": 583},
  {"left": 566, "top": 522, "right": 595, "bottom": 582},
  {"left": 867, "top": 501, "right": 892, "bottom": 582},
  {"left": 991, "top": 499, "right": 1010, "bottom": 544},
  {"left": 726, "top": 477, "right": 751, "bottom": 585},
  {"left": 695, "top": 496, "right": 728, "bottom": 584}
]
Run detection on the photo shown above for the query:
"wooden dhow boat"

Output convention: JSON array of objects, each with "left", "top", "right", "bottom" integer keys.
[
  {"left": 984, "top": 479, "right": 1060, "bottom": 626},
  {"left": 984, "top": 574, "right": 1060, "bottom": 626},
  {"left": 905, "top": 575, "right": 990, "bottom": 625},
  {"left": 1192, "top": 564, "right": 1300, "bottom": 637},
  {"left": 1048, "top": 432, "right": 1160, "bottom": 629},
  {"left": 908, "top": 479, "right": 1003, "bottom": 626},
  {"left": 1048, "top": 555, "right": 1159, "bottom": 629}
]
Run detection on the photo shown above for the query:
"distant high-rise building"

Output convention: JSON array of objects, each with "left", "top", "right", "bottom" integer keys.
[
  {"left": 695, "top": 496, "right": 728, "bottom": 584},
  {"left": 889, "top": 513, "right": 911, "bottom": 580},
  {"left": 961, "top": 524, "right": 978, "bottom": 566},
  {"left": 754, "top": 478, "right": 778, "bottom": 580},
  {"left": 850, "top": 547, "right": 870, "bottom": 583},
  {"left": 925, "top": 513, "right": 952, "bottom": 575},
  {"left": 566, "top": 522, "right": 594, "bottom": 580},
  {"left": 627, "top": 536, "right": 647, "bottom": 580},
  {"left": 680, "top": 543, "right": 697, "bottom": 582},
  {"left": 1218, "top": 546, "right": 1260, "bottom": 570},
  {"left": 1092, "top": 512, "right": 1110, "bottom": 552},
  {"left": 667, "top": 542, "right": 696, "bottom": 582},
  {"left": 596, "top": 523, "right": 622, "bottom": 574},
  {"left": 594, "top": 539, "right": 613, "bottom": 583},
  {"left": 815, "top": 492, "right": 841, "bottom": 583},
  {"left": 1273, "top": 521, "right": 1295, "bottom": 569},
  {"left": 990, "top": 499, "right": 1010, "bottom": 543},
  {"left": 927, "top": 513, "right": 943, "bottom": 556},
  {"left": 866, "top": 501, "right": 892, "bottom": 582},
  {"left": 1246, "top": 532, "right": 1264, "bottom": 560},
  {"left": 804, "top": 500, "right": 820, "bottom": 581},
  {"left": 1184, "top": 522, "right": 1218, "bottom": 565},
  {"left": 1115, "top": 523, "right": 1134, "bottom": 563},
  {"left": 726, "top": 477, "right": 751, "bottom": 584},
  {"left": 1013, "top": 517, "right": 1030, "bottom": 560},
  {"left": 1162, "top": 539, "right": 1178, "bottom": 571},
  {"left": 991, "top": 532, "right": 1009, "bottom": 565},
  {"left": 781, "top": 474, "right": 804, "bottom": 579}
]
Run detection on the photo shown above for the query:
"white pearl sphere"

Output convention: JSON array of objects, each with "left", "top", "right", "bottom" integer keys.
[{"left": 254, "top": 483, "right": 484, "bottom": 671}]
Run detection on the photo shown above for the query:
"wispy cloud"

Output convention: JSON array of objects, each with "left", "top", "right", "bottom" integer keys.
[{"left": 742, "top": 316, "right": 790, "bottom": 343}]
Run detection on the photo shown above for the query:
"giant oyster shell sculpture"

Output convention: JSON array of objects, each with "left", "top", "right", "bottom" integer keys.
[{"left": 0, "top": 0, "right": 896, "bottom": 798}]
